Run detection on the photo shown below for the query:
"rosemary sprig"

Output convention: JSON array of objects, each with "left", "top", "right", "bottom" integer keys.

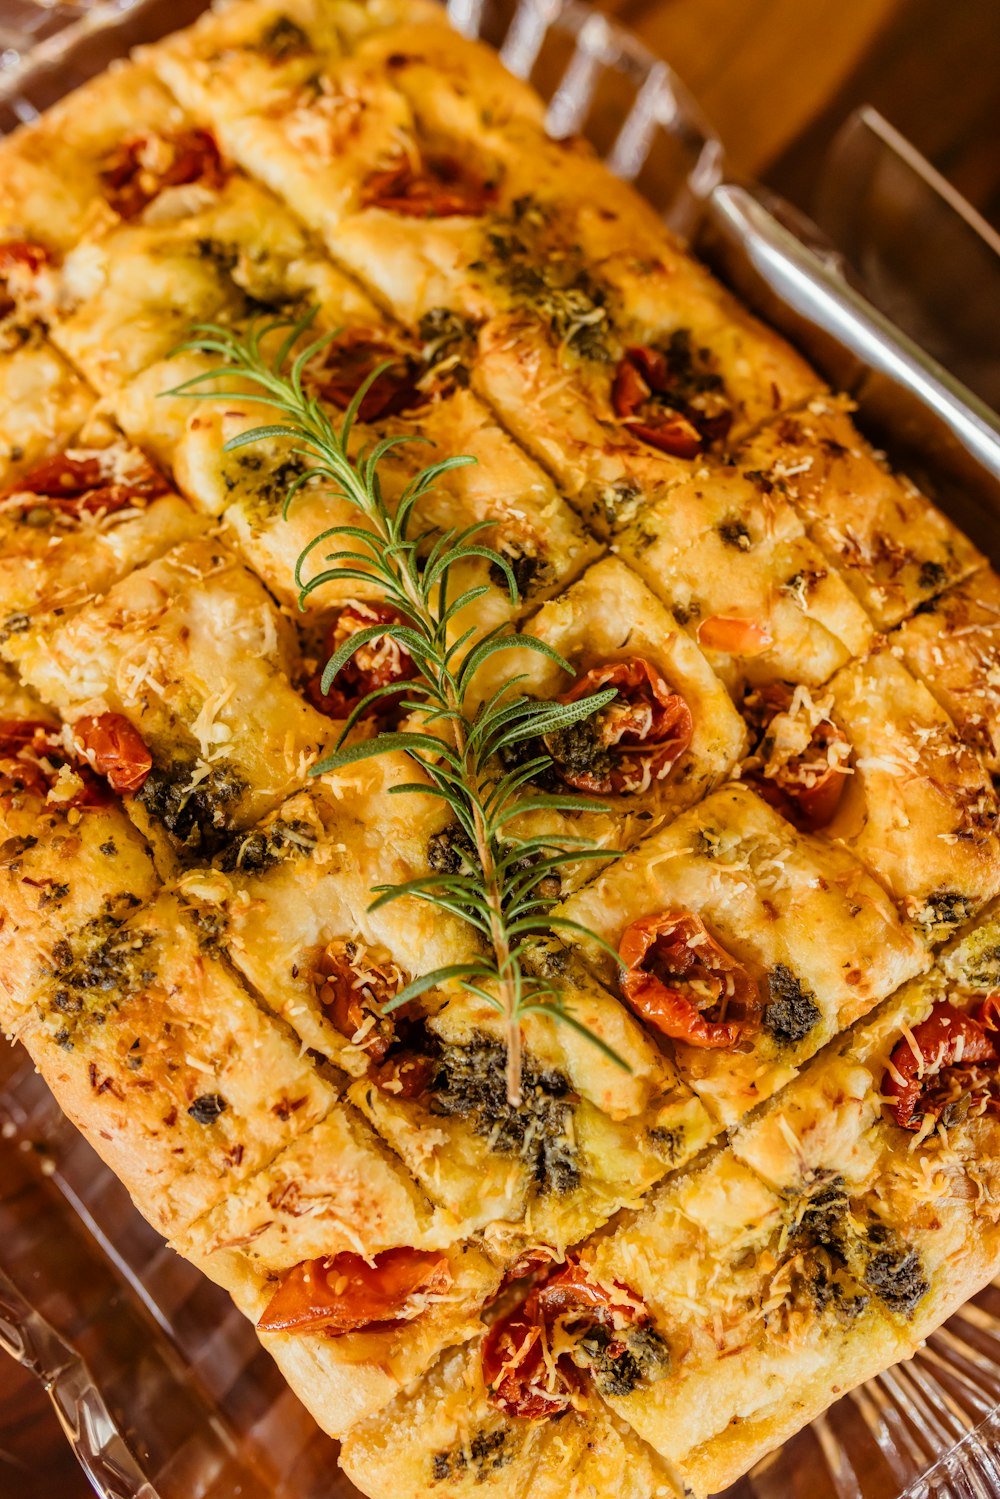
[{"left": 169, "top": 312, "right": 626, "bottom": 1103}]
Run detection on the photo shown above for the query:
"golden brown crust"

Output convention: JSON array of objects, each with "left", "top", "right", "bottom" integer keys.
[
  {"left": 824, "top": 645, "right": 1000, "bottom": 941},
  {"left": 559, "top": 782, "right": 927, "bottom": 1125},
  {"left": 894, "top": 565, "right": 1000, "bottom": 772},
  {"left": 20, "top": 892, "right": 338, "bottom": 1236},
  {"left": 735, "top": 395, "right": 984, "bottom": 630},
  {"left": 616, "top": 466, "right": 875, "bottom": 694}
]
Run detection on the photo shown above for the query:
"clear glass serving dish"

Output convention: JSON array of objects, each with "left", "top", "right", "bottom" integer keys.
[{"left": 2, "top": 3, "right": 999, "bottom": 1497}]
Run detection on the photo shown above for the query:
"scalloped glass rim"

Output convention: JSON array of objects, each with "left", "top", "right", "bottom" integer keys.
[{"left": 2, "top": 2, "right": 1000, "bottom": 1497}]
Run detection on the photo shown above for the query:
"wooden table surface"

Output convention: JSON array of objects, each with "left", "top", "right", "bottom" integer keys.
[{"left": 2, "top": 2, "right": 998, "bottom": 1496}]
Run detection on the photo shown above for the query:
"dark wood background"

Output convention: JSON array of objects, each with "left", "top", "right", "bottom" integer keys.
[
  {"left": 2, "top": 1, "right": 998, "bottom": 1495},
  {"left": 604, "top": 0, "right": 1000, "bottom": 228}
]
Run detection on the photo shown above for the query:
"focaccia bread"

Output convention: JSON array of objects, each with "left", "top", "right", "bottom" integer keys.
[
  {"left": 1, "top": 4, "right": 998, "bottom": 1498},
  {"left": 345, "top": 904, "right": 1000, "bottom": 1499}
]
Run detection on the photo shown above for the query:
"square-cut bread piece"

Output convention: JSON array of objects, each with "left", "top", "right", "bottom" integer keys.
[
  {"left": 18, "top": 891, "right": 337, "bottom": 1238},
  {"left": 616, "top": 466, "right": 875, "bottom": 696},
  {"left": 822, "top": 645, "right": 1000, "bottom": 942},
  {"left": 734, "top": 395, "right": 984, "bottom": 629},
  {"left": 893, "top": 565, "right": 1000, "bottom": 773},
  {"left": 473, "top": 260, "right": 819, "bottom": 540},
  {"left": 558, "top": 782, "right": 926, "bottom": 1125},
  {"left": 465, "top": 557, "right": 747, "bottom": 888},
  {"left": 673, "top": 923, "right": 1000, "bottom": 1494},
  {"left": 0, "top": 667, "right": 159, "bottom": 1035},
  {"left": 3, "top": 536, "right": 338, "bottom": 863}
]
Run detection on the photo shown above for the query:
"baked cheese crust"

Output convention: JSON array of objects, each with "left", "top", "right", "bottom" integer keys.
[
  {"left": 0, "top": 6, "right": 996, "bottom": 1498},
  {"left": 735, "top": 395, "right": 984, "bottom": 629},
  {"left": 894, "top": 565, "right": 1000, "bottom": 772},
  {"left": 559, "top": 783, "right": 927, "bottom": 1124},
  {"left": 5, "top": 536, "right": 338, "bottom": 863},
  {"left": 616, "top": 464, "right": 875, "bottom": 693},
  {"left": 823, "top": 646, "right": 1000, "bottom": 940}
]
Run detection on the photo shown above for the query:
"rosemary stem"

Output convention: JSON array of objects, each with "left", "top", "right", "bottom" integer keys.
[
  {"left": 167, "top": 319, "right": 627, "bottom": 1104},
  {"left": 358, "top": 491, "right": 524, "bottom": 1105}
]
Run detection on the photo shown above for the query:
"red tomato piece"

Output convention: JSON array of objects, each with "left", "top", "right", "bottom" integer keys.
[
  {"left": 742, "top": 684, "right": 851, "bottom": 832},
  {"left": 0, "top": 239, "right": 50, "bottom": 278},
  {"left": 309, "top": 328, "right": 426, "bottom": 421},
  {"left": 611, "top": 343, "right": 732, "bottom": 455},
  {"left": 618, "top": 910, "right": 761, "bottom": 1048},
  {"left": 315, "top": 938, "right": 412, "bottom": 1063},
  {"left": 973, "top": 995, "right": 1000, "bottom": 1033},
  {"left": 0, "top": 239, "right": 50, "bottom": 319},
  {"left": 74, "top": 714, "right": 152, "bottom": 794},
  {"left": 696, "top": 615, "right": 773, "bottom": 657},
  {"left": 369, "top": 1052, "right": 436, "bottom": 1099},
  {"left": 551, "top": 657, "right": 693, "bottom": 795},
  {"left": 257, "top": 1248, "right": 451, "bottom": 1335},
  {"left": 883, "top": 1001, "right": 998, "bottom": 1130},
  {"left": 101, "top": 128, "right": 227, "bottom": 219},
  {"left": 360, "top": 155, "right": 496, "bottom": 218},
  {"left": 536, "top": 1262, "right": 638, "bottom": 1326},
  {"left": 482, "top": 1261, "right": 648, "bottom": 1420},
  {"left": 0, "top": 717, "right": 112, "bottom": 809},
  {"left": 3, "top": 450, "right": 169, "bottom": 517},
  {"left": 307, "top": 601, "right": 416, "bottom": 720},
  {"left": 0, "top": 719, "right": 61, "bottom": 803},
  {"left": 481, "top": 1290, "right": 579, "bottom": 1419},
  {"left": 0, "top": 718, "right": 61, "bottom": 756}
]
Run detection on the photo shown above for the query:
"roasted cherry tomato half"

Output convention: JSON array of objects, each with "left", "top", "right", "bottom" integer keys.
[
  {"left": 257, "top": 1248, "right": 451, "bottom": 1335},
  {"left": 309, "top": 328, "right": 427, "bottom": 422},
  {"left": 612, "top": 343, "right": 732, "bottom": 457},
  {"left": 360, "top": 154, "right": 496, "bottom": 218},
  {"left": 883, "top": 1000, "right": 999, "bottom": 1130},
  {"left": 74, "top": 713, "right": 152, "bottom": 794},
  {"left": 743, "top": 684, "right": 851, "bottom": 832},
  {"left": 483, "top": 1261, "right": 646, "bottom": 1419},
  {"left": 315, "top": 938, "right": 412, "bottom": 1063},
  {"left": 973, "top": 995, "right": 1000, "bottom": 1034},
  {"left": 618, "top": 910, "right": 760, "bottom": 1048},
  {"left": 0, "top": 719, "right": 63, "bottom": 803},
  {"left": 481, "top": 1289, "right": 580, "bottom": 1419},
  {"left": 0, "top": 240, "right": 50, "bottom": 277},
  {"left": 369, "top": 1052, "right": 436, "bottom": 1100},
  {"left": 2, "top": 449, "right": 170, "bottom": 517},
  {"left": 0, "top": 719, "right": 61, "bottom": 755},
  {"left": 307, "top": 601, "right": 417, "bottom": 720},
  {"left": 549, "top": 657, "right": 693, "bottom": 796},
  {"left": 0, "top": 717, "right": 112, "bottom": 810},
  {"left": 101, "top": 128, "right": 227, "bottom": 219}
]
